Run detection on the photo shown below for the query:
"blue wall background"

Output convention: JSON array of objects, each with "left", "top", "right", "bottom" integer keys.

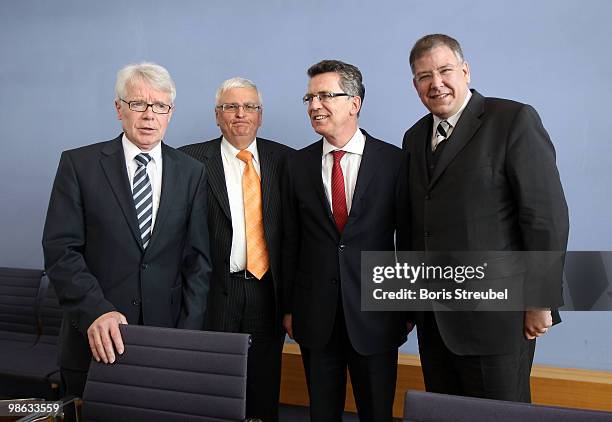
[{"left": 1, "top": 0, "right": 611, "bottom": 371}]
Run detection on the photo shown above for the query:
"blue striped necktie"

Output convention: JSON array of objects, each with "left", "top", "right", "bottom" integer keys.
[{"left": 133, "top": 153, "right": 153, "bottom": 249}]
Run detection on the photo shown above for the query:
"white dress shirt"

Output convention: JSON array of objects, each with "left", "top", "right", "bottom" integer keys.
[
  {"left": 431, "top": 90, "right": 472, "bottom": 150},
  {"left": 122, "top": 135, "right": 162, "bottom": 232},
  {"left": 321, "top": 128, "right": 365, "bottom": 214},
  {"left": 221, "top": 137, "right": 261, "bottom": 273}
]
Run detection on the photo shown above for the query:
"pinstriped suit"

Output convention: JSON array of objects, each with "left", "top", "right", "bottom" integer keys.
[{"left": 179, "top": 136, "right": 292, "bottom": 421}]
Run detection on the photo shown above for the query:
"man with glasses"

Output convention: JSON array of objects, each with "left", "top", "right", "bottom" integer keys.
[
  {"left": 180, "top": 77, "right": 291, "bottom": 421},
  {"left": 282, "top": 60, "right": 408, "bottom": 421},
  {"left": 401, "top": 34, "right": 568, "bottom": 401},
  {"left": 43, "top": 62, "right": 211, "bottom": 398}
]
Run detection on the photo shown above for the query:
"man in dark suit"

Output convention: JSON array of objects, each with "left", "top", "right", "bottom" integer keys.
[
  {"left": 282, "top": 60, "right": 408, "bottom": 422},
  {"left": 401, "top": 34, "right": 569, "bottom": 401},
  {"left": 42, "top": 62, "right": 211, "bottom": 398},
  {"left": 180, "top": 77, "right": 290, "bottom": 422}
]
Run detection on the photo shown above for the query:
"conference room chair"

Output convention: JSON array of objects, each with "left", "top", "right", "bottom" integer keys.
[
  {"left": 81, "top": 324, "right": 251, "bottom": 421},
  {"left": 402, "top": 390, "right": 612, "bottom": 421},
  {"left": 0, "top": 267, "right": 60, "bottom": 399}
]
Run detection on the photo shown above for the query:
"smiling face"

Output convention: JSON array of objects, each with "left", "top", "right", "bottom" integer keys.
[
  {"left": 412, "top": 45, "right": 470, "bottom": 119},
  {"left": 115, "top": 79, "right": 173, "bottom": 151},
  {"left": 306, "top": 72, "right": 361, "bottom": 148},
  {"left": 215, "top": 87, "right": 262, "bottom": 150}
]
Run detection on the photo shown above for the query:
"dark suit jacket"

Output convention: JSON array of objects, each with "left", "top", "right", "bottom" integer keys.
[
  {"left": 42, "top": 135, "right": 211, "bottom": 370},
  {"left": 283, "top": 129, "right": 407, "bottom": 355},
  {"left": 401, "top": 90, "right": 569, "bottom": 355},
  {"left": 179, "top": 137, "right": 292, "bottom": 330}
]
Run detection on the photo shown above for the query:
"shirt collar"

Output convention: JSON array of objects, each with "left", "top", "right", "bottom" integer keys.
[
  {"left": 221, "top": 136, "right": 260, "bottom": 164},
  {"left": 122, "top": 134, "right": 162, "bottom": 164},
  {"left": 432, "top": 90, "right": 472, "bottom": 131},
  {"left": 322, "top": 127, "right": 365, "bottom": 157}
]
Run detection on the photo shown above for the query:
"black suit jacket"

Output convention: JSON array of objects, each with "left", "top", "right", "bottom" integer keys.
[
  {"left": 42, "top": 135, "right": 211, "bottom": 370},
  {"left": 283, "top": 130, "right": 407, "bottom": 355},
  {"left": 179, "top": 137, "right": 292, "bottom": 330},
  {"left": 401, "top": 90, "right": 569, "bottom": 355}
]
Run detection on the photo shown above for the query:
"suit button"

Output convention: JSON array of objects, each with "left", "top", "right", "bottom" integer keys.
[
  {"left": 424, "top": 194, "right": 431, "bottom": 200},
  {"left": 141, "top": 264, "right": 148, "bottom": 270},
  {"left": 424, "top": 231, "right": 431, "bottom": 237},
  {"left": 331, "top": 279, "right": 338, "bottom": 285},
  {"left": 339, "top": 244, "right": 346, "bottom": 252},
  {"left": 132, "top": 299, "right": 140, "bottom": 306}
]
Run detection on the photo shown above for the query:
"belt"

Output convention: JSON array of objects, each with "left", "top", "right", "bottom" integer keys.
[{"left": 230, "top": 270, "right": 257, "bottom": 280}]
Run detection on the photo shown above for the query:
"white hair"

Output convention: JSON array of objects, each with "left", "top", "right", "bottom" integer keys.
[
  {"left": 115, "top": 62, "right": 176, "bottom": 102},
  {"left": 215, "top": 77, "right": 262, "bottom": 105}
]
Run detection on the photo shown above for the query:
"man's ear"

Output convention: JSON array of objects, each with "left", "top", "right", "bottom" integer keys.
[
  {"left": 463, "top": 61, "right": 471, "bottom": 85},
  {"left": 351, "top": 96, "right": 362, "bottom": 116},
  {"left": 115, "top": 100, "right": 122, "bottom": 120}
]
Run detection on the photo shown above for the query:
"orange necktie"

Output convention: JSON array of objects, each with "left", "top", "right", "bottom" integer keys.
[{"left": 236, "top": 150, "right": 269, "bottom": 279}]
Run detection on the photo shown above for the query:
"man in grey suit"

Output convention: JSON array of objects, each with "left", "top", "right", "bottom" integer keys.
[
  {"left": 401, "top": 34, "right": 569, "bottom": 402},
  {"left": 42, "top": 62, "right": 211, "bottom": 398},
  {"left": 180, "top": 77, "right": 291, "bottom": 422}
]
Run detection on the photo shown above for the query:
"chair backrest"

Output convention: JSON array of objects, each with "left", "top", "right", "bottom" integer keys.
[
  {"left": 0, "top": 267, "right": 43, "bottom": 342},
  {"left": 82, "top": 325, "right": 251, "bottom": 422},
  {"left": 403, "top": 390, "right": 612, "bottom": 422}
]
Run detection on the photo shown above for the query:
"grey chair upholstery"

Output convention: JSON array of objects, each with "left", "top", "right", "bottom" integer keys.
[
  {"left": 36, "top": 274, "right": 63, "bottom": 344},
  {"left": 0, "top": 267, "right": 60, "bottom": 399},
  {"left": 0, "top": 267, "right": 41, "bottom": 346},
  {"left": 30, "top": 275, "right": 62, "bottom": 387},
  {"left": 403, "top": 390, "right": 612, "bottom": 422},
  {"left": 82, "top": 325, "right": 251, "bottom": 422}
]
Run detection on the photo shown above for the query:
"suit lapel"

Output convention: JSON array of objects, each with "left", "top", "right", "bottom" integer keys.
[
  {"left": 429, "top": 91, "right": 484, "bottom": 188},
  {"left": 414, "top": 116, "right": 433, "bottom": 185},
  {"left": 204, "top": 138, "right": 232, "bottom": 221},
  {"left": 100, "top": 136, "right": 143, "bottom": 250},
  {"left": 307, "top": 141, "right": 335, "bottom": 224},
  {"left": 257, "top": 138, "right": 275, "bottom": 219},
  {"left": 146, "top": 143, "right": 176, "bottom": 252},
  {"left": 348, "top": 131, "right": 379, "bottom": 222}
]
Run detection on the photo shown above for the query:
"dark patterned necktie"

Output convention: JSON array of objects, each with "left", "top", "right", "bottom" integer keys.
[
  {"left": 433, "top": 120, "right": 451, "bottom": 151},
  {"left": 133, "top": 153, "right": 153, "bottom": 249}
]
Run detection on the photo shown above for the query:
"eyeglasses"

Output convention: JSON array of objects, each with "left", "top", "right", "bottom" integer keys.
[
  {"left": 121, "top": 99, "right": 172, "bottom": 114},
  {"left": 302, "top": 92, "right": 352, "bottom": 104},
  {"left": 216, "top": 103, "right": 262, "bottom": 113}
]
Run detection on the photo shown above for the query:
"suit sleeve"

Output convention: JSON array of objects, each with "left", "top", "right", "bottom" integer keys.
[
  {"left": 280, "top": 152, "right": 300, "bottom": 314},
  {"left": 505, "top": 104, "right": 569, "bottom": 308},
  {"left": 395, "top": 149, "right": 411, "bottom": 252},
  {"left": 395, "top": 149, "right": 415, "bottom": 324},
  {"left": 177, "top": 164, "right": 212, "bottom": 329},
  {"left": 42, "top": 151, "right": 116, "bottom": 333}
]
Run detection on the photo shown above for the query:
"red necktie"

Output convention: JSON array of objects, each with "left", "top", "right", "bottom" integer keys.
[{"left": 331, "top": 150, "right": 348, "bottom": 233}]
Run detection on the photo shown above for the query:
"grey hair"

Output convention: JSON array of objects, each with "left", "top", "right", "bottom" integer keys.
[
  {"left": 307, "top": 59, "right": 365, "bottom": 100},
  {"left": 215, "top": 77, "right": 263, "bottom": 105},
  {"left": 307, "top": 59, "right": 365, "bottom": 116},
  {"left": 409, "top": 34, "right": 465, "bottom": 75},
  {"left": 115, "top": 62, "right": 176, "bottom": 102}
]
